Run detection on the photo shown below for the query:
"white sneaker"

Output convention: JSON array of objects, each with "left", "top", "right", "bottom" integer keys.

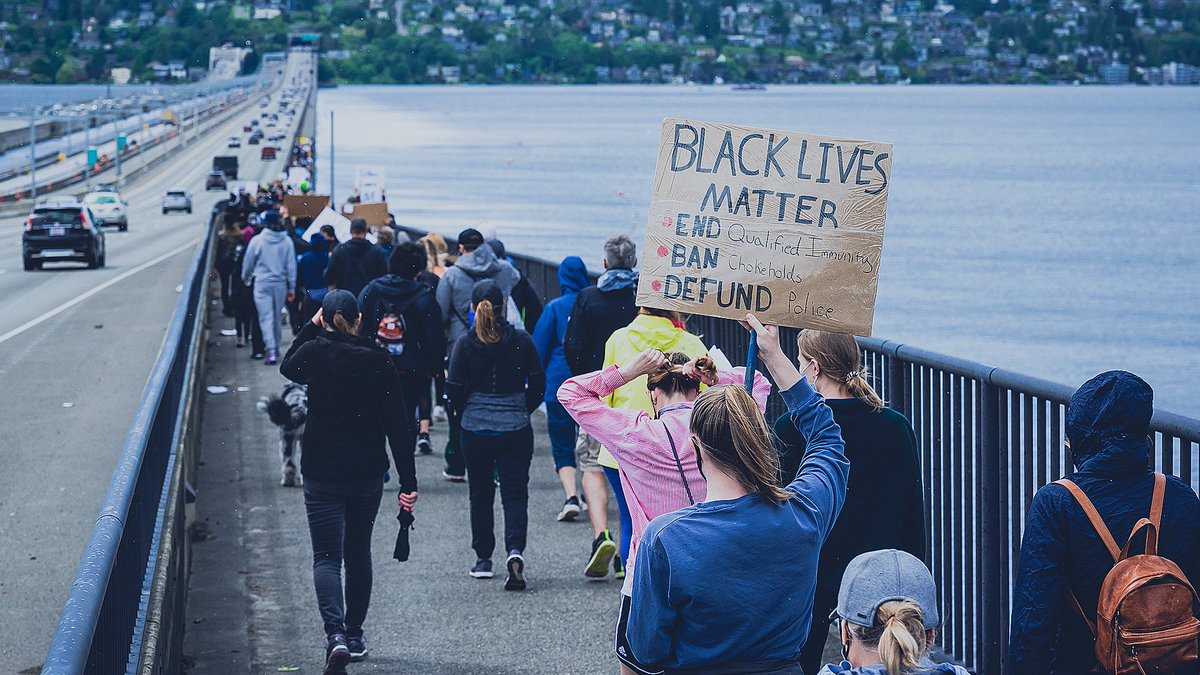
[{"left": 433, "top": 405, "right": 447, "bottom": 422}]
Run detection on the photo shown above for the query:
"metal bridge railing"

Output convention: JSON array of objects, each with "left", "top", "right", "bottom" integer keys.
[
  {"left": 404, "top": 226, "right": 1200, "bottom": 674},
  {"left": 43, "top": 204, "right": 218, "bottom": 675}
]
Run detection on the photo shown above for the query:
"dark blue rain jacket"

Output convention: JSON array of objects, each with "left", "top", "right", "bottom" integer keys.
[
  {"left": 531, "top": 256, "right": 588, "bottom": 403},
  {"left": 1008, "top": 371, "right": 1200, "bottom": 674}
]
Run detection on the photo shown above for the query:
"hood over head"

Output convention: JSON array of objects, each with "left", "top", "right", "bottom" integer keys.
[
  {"left": 557, "top": 256, "right": 589, "bottom": 295},
  {"left": 453, "top": 240, "right": 502, "bottom": 278},
  {"left": 1067, "top": 370, "right": 1153, "bottom": 474}
]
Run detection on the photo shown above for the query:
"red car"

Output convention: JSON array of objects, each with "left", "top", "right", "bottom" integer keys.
[{"left": 260, "top": 146, "right": 277, "bottom": 160}]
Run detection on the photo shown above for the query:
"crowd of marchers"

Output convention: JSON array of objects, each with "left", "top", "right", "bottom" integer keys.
[{"left": 215, "top": 206, "right": 1200, "bottom": 675}]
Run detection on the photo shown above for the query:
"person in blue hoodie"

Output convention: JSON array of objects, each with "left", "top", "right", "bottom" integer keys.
[
  {"left": 358, "top": 242, "right": 447, "bottom": 458},
  {"left": 296, "top": 232, "right": 329, "bottom": 327},
  {"left": 622, "top": 314, "right": 847, "bottom": 675},
  {"left": 530, "top": 256, "right": 590, "bottom": 521},
  {"left": 1008, "top": 370, "right": 1200, "bottom": 674}
]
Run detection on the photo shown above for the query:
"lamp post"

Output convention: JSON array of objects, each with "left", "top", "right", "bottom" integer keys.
[{"left": 29, "top": 107, "right": 39, "bottom": 200}]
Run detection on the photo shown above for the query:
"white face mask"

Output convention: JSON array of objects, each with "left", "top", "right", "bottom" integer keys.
[{"left": 800, "top": 357, "right": 819, "bottom": 385}]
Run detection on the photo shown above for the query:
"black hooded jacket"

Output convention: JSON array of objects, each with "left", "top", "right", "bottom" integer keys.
[
  {"left": 1008, "top": 371, "right": 1200, "bottom": 674},
  {"left": 357, "top": 275, "right": 445, "bottom": 378},
  {"left": 280, "top": 322, "right": 417, "bottom": 493},
  {"left": 325, "top": 238, "right": 387, "bottom": 297},
  {"left": 446, "top": 323, "right": 545, "bottom": 426}
]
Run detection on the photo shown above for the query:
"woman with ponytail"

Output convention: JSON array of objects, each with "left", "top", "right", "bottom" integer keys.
[
  {"left": 558, "top": 349, "right": 770, "bottom": 675},
  {"left": 773, "top": 330, "right": 926, "bottom": 675},
  {"left": 594, "top": 306, "right": 708, "bottom": 580},
  {"left": 819, "top": 549, "right": 967, "bottom": 675},
  {"left": 624, "top": 315, "right": 848, "bottom": 675},
  {"left": 280, "top": 290, "right": 418, "bottom": 669},
  {"left": 446, "top": 279, "right": 545, "bottom": 591}
]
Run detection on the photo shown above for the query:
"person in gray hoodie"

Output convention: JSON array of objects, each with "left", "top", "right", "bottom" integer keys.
[
  {"left": 436, "top": 228, "right": 520, "bottom": 345},
  {"left": 434, "top": 227, "right": 520, "bottom": 481},
  {"left": 242, "top": 210, "right": 297, "bottom": 365}
]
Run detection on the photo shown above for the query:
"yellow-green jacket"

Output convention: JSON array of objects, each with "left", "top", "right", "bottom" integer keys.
[{"left": 598, "top": 314, "right": 707, "bottom": 469}]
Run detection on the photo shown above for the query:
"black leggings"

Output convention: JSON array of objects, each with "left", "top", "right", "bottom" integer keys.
[
  {"left": 303, "top": 476, "right": 383, "bottom": 638},
  {"left": 462, "top": 425, "right": 533, "bottom": 559}
]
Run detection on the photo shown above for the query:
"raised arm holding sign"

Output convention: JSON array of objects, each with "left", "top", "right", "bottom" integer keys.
[{"left": 636, "top": 118, "right": 892, "bottom": 337}]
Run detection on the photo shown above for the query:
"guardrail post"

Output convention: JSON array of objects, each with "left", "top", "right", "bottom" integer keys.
[{"left": 979, "top": 381, "right": 1004, "bottom": 674}]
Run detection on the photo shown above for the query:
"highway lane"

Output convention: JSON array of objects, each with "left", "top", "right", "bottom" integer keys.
[{"left": 0, "top": 51, "right": 312, "bottom": 673}]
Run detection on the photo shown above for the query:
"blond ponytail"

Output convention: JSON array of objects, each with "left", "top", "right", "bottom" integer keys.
[
  {"left": 691, "top": 385, "right": 790, "bottom": 504},
  {"left": 474, "top": 299, "right": 502, "bottom": 345},
  {"left": 797, "top": 329, "right": 883, "bottom": 412},
  {"left": 850, "top": 600, "right": 930, "bottom": 675}
]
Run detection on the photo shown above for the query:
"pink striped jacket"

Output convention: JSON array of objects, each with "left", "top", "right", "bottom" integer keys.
[{"left": 558, "top": 364, "right": 772, "bottom": 592}]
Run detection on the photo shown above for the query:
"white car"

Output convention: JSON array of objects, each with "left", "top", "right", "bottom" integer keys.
[
  {"left": 162, "top": 189, "right": 192, "bottom": 214},
  {"left": 228, "top": 136, "right": 242, "bottom": 148},
  {"left": 83, "top": 191, "right": 128, "bottom": 231}
]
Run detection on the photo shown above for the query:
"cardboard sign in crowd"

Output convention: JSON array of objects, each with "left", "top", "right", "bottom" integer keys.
[{"left": 636, "top": 118, "right": 892, "bottom": 336}]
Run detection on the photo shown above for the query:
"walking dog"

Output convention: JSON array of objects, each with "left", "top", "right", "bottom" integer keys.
[{"left": 257, "top": 382, "right": 308, "bottom": 487}]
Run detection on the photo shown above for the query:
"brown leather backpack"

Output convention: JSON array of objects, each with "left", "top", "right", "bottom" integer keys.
[{"left": 1055, "top": 474, "right": 1200, "bottom": 674}]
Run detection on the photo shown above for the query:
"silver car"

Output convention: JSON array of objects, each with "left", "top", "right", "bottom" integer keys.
[
  {"left": 161, "top": 189, "right": 192, "bottom": 214},
  {"left": 83, "top": 191, "right": 129, "bottom": 231}
]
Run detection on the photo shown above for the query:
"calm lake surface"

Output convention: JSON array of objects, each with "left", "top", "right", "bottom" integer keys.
[{"left": 315, "top": 85, "right": 1199, "bottom": 415}]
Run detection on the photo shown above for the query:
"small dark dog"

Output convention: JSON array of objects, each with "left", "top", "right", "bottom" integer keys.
[{"left": 257, "top": 382, "right": 307, "bottom": 487}]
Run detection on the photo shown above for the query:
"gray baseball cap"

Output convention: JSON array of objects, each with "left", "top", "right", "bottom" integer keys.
[{"left": 831, "top": 549, "right": 940, "bottom": 630}]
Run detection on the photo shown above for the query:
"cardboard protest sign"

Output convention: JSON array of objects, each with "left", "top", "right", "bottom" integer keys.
[
  {"left": 301, "top": 207, "right": 378, "bottom": 244},
  {"left": 636, "top": 118, "right": 892, "bottom": 336},
  {"left": 350, "top": 202, "right": 389, "bottom": 228},
  {"left": 283, "top": 195, "right": 329, "bottom": 221},
  {"left": 300, "top": 207, "right": 351, "bottom": 241}
]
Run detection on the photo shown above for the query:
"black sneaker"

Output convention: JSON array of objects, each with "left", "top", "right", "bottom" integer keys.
[
  {"left": 469, "top": 558, "right": 494, "bottom": 578},
  {"left": 252, "top": 351, "right": 265, "bottom": 360},
  {"left": 324, "top": 634, "right": 351, "bottom": 675},
  {"left": 416, "top": 433, "right": 433, "bottom": 455},
  {"left": 585, "top": 530, "right": 617, "bottom": 578},
  {"left": 505, "top": 551, "right": 526, "bottom": 591},
  {"left": 613, "top": 554, "right": 626, "bottom": 580},
  {"left": 557, "top": 496, "right": 582, "bottom": 522},
  {"left": 346, "top": 634, "right": 368, "bottom": 662}
]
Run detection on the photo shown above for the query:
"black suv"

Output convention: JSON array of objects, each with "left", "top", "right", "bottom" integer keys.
[{"left": 23, "top": 198, "right": 107, "bottom": 270}]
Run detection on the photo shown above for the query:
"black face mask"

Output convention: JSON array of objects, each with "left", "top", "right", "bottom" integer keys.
[{"left": 692, "top": 438, "right": 707, "bottom": 481}]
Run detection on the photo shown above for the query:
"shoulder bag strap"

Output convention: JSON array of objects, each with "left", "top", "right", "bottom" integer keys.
[
  {"left": 1148, "top": 473, "right": 1166, "bottom": 554},
  {"left": 663, "top": 426, "right": 695, "bottom": 506},
  {"left": 1055, "top": 478, "right": 1119, "bottom": 644}
]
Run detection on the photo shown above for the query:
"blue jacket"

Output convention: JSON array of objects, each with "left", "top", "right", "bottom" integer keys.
[
  {"left": 1008, "top": 371, "right": 1200, "bottom": 674},
  {"left": 530, "top": 256, "right": 588, "bottom": 403},
  {"left": 628, "top": 379, "right": 848, "bottom": 671},
  {"left": 297, "top": 232, "right": 328, "bottom": 293}
]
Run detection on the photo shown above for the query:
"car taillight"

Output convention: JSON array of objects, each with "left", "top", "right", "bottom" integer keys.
[
  {"left": 79, "top": 213, "right": 91, "bottom": 230},
  {"left": 25, "top": 216, "right": 33, "bottom": 232}
]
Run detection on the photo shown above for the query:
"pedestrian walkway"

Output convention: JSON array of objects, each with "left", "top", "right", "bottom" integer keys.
[{"left": 185, "top": 301, "right": 620, "bottom": 674}]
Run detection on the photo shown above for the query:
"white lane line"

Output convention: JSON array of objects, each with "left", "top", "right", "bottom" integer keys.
[{"left": 0, "top": 237, "right": 198, "bottom": 346}]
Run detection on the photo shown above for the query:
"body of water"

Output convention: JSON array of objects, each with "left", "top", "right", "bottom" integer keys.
[{"left": 315, "top": 85, "right": 1199, "bottom": 415}]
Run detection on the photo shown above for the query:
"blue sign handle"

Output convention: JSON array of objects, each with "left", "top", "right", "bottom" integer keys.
[{"left": 744, "top": 333, "right": 758, "bottom": 393}]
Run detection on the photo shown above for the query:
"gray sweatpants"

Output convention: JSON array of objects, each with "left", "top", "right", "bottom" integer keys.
[{"left": 254, "top": 280, "right": 288, "bottom": 354}]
